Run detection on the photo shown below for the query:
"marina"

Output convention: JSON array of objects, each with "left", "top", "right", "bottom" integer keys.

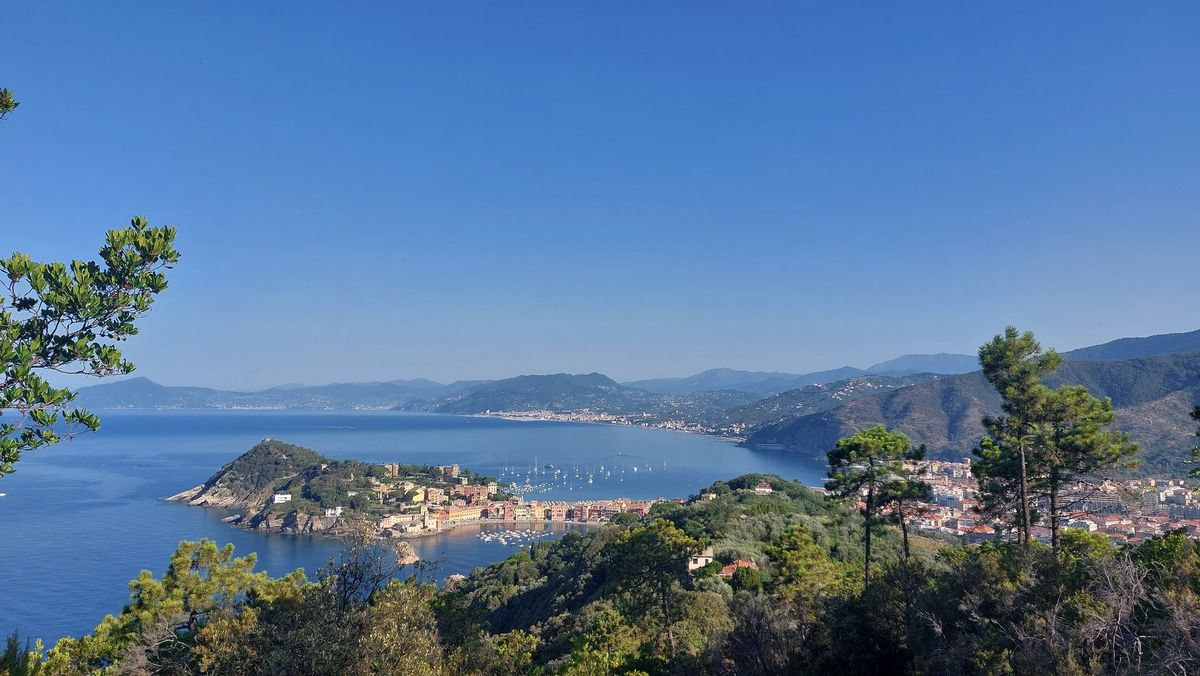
[
  {"left": 499, "top": 453, "right": 669, "bottom": 496},
  {"left": 475, "top": 528, "right": 556, "bottom": 546}
]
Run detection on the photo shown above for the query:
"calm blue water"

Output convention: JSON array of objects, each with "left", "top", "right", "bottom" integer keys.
[{"left": 0, "top": 410, "right": 826, "bottom": 643}]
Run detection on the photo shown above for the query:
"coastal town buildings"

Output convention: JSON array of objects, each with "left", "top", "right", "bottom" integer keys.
[
  {"left": 904, "top": 459, "right": 1200, "bottom": 545},
  {"left": 360, "top": 456, "right": 1200, "bottom": 546}
]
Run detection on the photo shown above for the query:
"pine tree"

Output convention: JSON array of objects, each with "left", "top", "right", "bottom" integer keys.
[
  {"left": 972, "top": 327, "right": 1059, "bottom": 546},
  {"left": 971, "top": 327, "right": 1138, "bottom": 559},
  {"left": 826, "top": 426, "right": 927, "bottom": 589}
]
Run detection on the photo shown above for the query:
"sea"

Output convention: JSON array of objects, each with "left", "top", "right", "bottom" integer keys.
[{"left": 0, "top": 410, "right": 827, "bottom": 644}]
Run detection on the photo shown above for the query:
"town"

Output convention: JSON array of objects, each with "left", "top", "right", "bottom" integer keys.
[
  {"left": 260, "top": 446, "right": 1200, "bottom": 547},
  {"left": 276, "top": 462, "right": 670, "bottom": 538},
  {"left": 903, "top": 458, "right": 1200, "bottom": 545}
]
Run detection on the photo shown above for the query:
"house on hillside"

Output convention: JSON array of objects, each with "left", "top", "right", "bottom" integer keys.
[
  {"left": 753, "top": 482, "right": 773, "bottom": 495},
  {"left": 717, "top": 559, "right": 758, "bottom": 578},
  {"left": 273, "top": 493, "right": 292, "bottom": 504},
  {"left": 688, "top": 547, "right": 715, "bottom": 572}
]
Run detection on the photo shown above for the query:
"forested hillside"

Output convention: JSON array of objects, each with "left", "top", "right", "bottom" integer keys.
[{"left": 747, "top": 353, "right": 1200, "bottom": 474}]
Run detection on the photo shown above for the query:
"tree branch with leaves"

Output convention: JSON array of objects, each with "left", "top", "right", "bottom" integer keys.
[{"left": 0, "top": 218, "right": 180, "bottom": 477}]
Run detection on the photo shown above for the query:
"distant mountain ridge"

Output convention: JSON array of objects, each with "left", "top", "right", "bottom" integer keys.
[
  {"left": 867, "top": 353, "right": 978, "bottom": 376},
  {"left": 402, "top": 373, "right": 655, "bottom": 414},
  {"left": 626, "top": 353, "right": 984, "bottom": 396},
  {"left": 720, "top": 373, "right": 944, "bottom": 433},
  {"left": 1062, "top": 328, "right": 1200, "bottom": 362},
  {"left": 68, "top": 328, "right": 1200, "bottom": 474},
  {"left": 72, "top": 376, "right": 480, "bottom": 410},
  {"left": 624, "top": 367, "right": 867, "bottom": 396},
  {"left": 744, "top": 351, "right": 1200, "bottom": 475}
]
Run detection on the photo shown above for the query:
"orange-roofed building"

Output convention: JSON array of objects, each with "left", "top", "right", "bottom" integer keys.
[{"left": 717, "top": 559, "right": 758, "bottom": 578}]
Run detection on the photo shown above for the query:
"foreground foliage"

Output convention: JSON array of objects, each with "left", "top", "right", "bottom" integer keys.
[
  {"left": 0, "top": 219, "right": 179, "bottom": 477},
  {"left": 7, "top": 473, "right": 1200, "bottom": 675}
]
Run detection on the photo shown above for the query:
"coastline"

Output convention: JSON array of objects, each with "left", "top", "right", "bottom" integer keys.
[
  {"left": 88, "top": 407, "right": 749, "bottom": 444},
  {"left": 461, "top": 410, "right": 749, "bottom": 444},
  {"left": 166, "top": 495, "right": 609, "bottom": 542}
]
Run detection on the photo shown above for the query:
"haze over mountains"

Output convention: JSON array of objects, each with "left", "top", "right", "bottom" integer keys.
[
  {"left": 74, "top": 351, "right": 983, "bottom": 409},
  {"left": 72, "top": 377, "right": 482, "bottom": 411},
  {"left": 623, "top": 353, "right": 981, "bottom": 395},
  {"left": 72, "top": 329, "right": 1200, "bottom": 473}
]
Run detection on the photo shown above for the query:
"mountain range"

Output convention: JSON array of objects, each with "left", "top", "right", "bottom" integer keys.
[
  {"left": 71, "top": 377, "right": 481, "bottom": 410},
  {"left": 73, "top": 351, "right": 984, "bottom": 409},
  {"left": 622, "top": 353, "right": 982, "bottom": 395},
  {"left": 747, "top": 331, "right": 1200, "bottom": 474},
  {"left": 70, "top": 328, "right": 1200, "bottom": 474}
]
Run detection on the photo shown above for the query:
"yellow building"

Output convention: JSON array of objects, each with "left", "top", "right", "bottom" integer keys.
[{"left": 440, "top": 505, "right": 485, "bottom": 522}]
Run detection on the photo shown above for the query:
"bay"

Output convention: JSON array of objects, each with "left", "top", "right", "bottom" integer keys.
[{"left": 0, "top": 410, "right": 826, "bottom": 644}]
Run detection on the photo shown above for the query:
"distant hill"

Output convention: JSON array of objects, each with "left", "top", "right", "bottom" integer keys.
[
  {"left": 625, "top": 356, "right": 980, "bottom": 396},
  {"left": 867, "top": 353, "right": 978, "bottom": 376},
  {"left": 72, "top": 377, "right": 478, "bottom": 410},
  {"left": 406, "top": 373, "right": 655, "bottom": 414},
  {"left": 73, "top": 377, "right": 249, "bottom": 409},
  {"left": 166, "top": 439, "right": 330, "bottom": 509},
  {"left": 721, "top": 373, "right": 943, "bottom": 434},
  {"left": 68, "top": 328, "right": 1200, "bottom": 470},
  {"left": 744, "top": 352, "right": 1200, "bottom": 475},
  {"left": 625, "top": 367, "right": 868, "bottom": 396},
  {"left": 1063, "top": 328, "right": 1200, "bottom": 362}
]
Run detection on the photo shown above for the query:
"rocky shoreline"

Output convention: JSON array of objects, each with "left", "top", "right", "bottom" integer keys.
[{"left": 165, "top": 483, "right": 420, "bottom": 564}]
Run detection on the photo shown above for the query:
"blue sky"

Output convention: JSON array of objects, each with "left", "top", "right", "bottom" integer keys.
[{"left": 3, "top": 2, "right": 1198, "bottom": 389}]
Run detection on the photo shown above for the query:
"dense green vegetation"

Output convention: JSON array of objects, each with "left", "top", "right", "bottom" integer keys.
[
  {"left": 214, "top": 440, "right": 330, "bottom": 494},
  {"left": 8, "top": 470, "right": 1200, "bottom": 675},
  {"left": 174, "top": 439, "right": 511, "bottom": 533}
]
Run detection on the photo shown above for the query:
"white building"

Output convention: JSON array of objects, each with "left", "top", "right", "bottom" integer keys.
[
  {"left": 688, "top": 547, "right": 715, "bottom": 571},
  {"left": 273, "top": 494, "right": 292, "bottom": 504},
  {"left": 324, "top": 506, "right": 343, "bottom": 518}
]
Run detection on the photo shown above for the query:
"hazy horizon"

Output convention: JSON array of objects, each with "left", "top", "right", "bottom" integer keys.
[
  {"left": 68, "top": 326, "right": 1197, "bottom": 392},
  {"left": 7, "top": 3, "right": 1198, "bottom": 390}
]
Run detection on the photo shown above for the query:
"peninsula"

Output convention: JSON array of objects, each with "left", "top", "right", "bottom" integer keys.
[{"left": 167, "top": 439, "right": 666, "bottom": 546}]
